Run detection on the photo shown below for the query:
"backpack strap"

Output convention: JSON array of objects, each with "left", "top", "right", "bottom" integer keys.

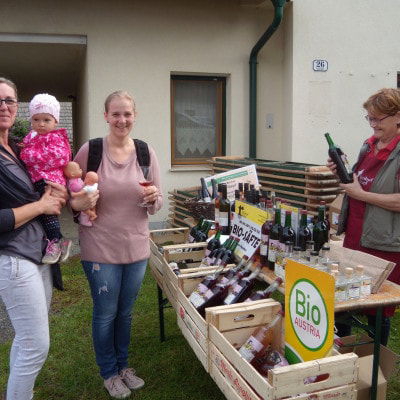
[
  {"left": 87, "top": 138, "right": 103, "bottom": 172},
  {"left": 134, "top": 139, "right": 150, "bottom": 166}
]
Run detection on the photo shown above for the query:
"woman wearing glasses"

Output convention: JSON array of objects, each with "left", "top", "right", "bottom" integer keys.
[
  {"left": 327, "top": 88, "right": 400, "bottom": 345},
  {"left": 0, "top": 77, "right": 97, "bottom": 400}
]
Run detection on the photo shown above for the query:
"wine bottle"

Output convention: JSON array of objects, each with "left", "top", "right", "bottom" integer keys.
[
  {"left": 313, "top": 205, "right": 329, "bottom": 252},
  {"left": 238, "top": 182, "right": 244, "bottom": 201},
  {"left": 211, "top": 179, "right": 218, "bottom": 200},
  {"left": 218, "top": 255, "right": 251, "bottom": 286},
  {"left": 188, "top": 218, "right": 204, "bottom": 244},
  {"left": 188, "top": 252, "right": 230, "bottom": 308},
  {"left": 224, "top": 238, "right": 240, "bottom": 264},
  {"left": 244, "top": 277, "right": 283, "bottom": 302},
  {"left": 298, "top": 210, "right": 311, "bottom": 251},
  {"left": 219, "top": 184, "right": 231, "bottom": 235},
  {"left": 238, "top": 312, "right": 282, "bottom": 363},
  {"left": 196, "top": 220, "right": 212, "bottom": 243},
  {"left": 324, "top": 132, "right": 353, "bottom": 184},
  {"left": 200, "top": 177, "right": 211, "bottom": 202},
  {"left": 214, "top": 183, "right": 222, "bottom": 225},
  {"left": 267, "top": 208, "right": 282, "bottom": 271},
  {"left": 260, "top": 201, "right": 274, "bottom": 267},
  {"left": 203, "top": 227, "right": 222, "bottom": 259},
  {"left": 204, "top": 237, "right": 233, "bottom": 267},
  {"left": 223, "top": 265, "right": 261, "bottom": 305},
  {"left": 195, "top": 262, "right": 250, "bottom": 316},
  {"left": 276, "top": 211, "right": 295, "bottom": 266}
]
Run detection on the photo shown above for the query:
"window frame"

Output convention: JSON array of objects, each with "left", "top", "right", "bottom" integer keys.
[{"left": 170, "top": 75, "right": 226, "bottom": 166}]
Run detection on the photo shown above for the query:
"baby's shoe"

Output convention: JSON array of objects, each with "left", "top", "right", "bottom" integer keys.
[
  {"left": 59, "top": 239, "right": 73, "bottom": 262},
  {"left": 42, "top": 239, "right": 62, "bottom": 264}
]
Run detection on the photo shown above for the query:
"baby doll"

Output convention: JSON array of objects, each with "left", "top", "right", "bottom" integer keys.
[{"left": 64, "top": 161, "right": 99, "bottom": 226}]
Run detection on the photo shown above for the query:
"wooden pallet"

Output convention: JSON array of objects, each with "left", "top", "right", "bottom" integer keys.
[{"left": 210, "top": 156, "right": 341, "bottom": 215}]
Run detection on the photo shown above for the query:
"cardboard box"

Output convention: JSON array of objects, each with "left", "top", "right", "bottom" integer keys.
[
  {"left": 329, "top": 193, "right": 343, "bottom": 233},
  {"left": 339, "top": 335, "right": 399, "bottom": 400}
]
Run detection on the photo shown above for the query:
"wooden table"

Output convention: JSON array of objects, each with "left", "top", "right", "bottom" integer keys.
[{"left": 260, "top": 269, "right": 400, "bottom": 400}]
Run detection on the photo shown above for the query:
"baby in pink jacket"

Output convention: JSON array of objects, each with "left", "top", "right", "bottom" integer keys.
[{"left": 20, "top": 93, "right": 72, "bottom": 265}]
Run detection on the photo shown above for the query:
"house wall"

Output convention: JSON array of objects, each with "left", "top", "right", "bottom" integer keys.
[
  {"left": 290, "top": 0, "right": 400, "bottom": 166},
  {"left": 1, "top": 0, "right": 283, "bottom": 222}
]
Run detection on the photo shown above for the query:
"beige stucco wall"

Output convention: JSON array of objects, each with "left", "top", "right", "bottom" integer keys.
[
  {"left": 1, "top": 0, "right": 284, "bottom": 222},
  {"left": 290, "top": 0, "right": 400, "bottom": 166}
]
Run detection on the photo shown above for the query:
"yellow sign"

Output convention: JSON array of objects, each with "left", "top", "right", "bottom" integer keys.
[
  {"left": 284, "top": 260, "right": 335, "bottom": 364},
  {"left": 234, "top": 201, "right": 271, "bottom": 225}
]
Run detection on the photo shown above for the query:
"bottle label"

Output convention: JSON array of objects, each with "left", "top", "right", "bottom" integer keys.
[
  {"left": 224, "top": 284, "right": 242, "bottom": 304},
  {"left": 214, "top": 209, "right": 220, "bottom": 221},
  {"left": 189, "top": 291, "right": 205, "bottom": 308},
  {"left": 360, "top": 280, "right": 371, "bottom": 297},
  {"left": 188, "top": 234, "right": 195, "bottom": 243},
  {"left": 268, "top": 239, "right": 280, "bottom": 262},
  {"left": 205, "top": 249, "right": 211, "bottom": 257},
  {"left": 238, "top": 335, "right": 263, "bottom": 362},
  {"left": 274, "top": 264, "right": 284, "bottom": 280},
  {"left": 219, "top": 212, "right": 229, "bottom": 227},
  {"left": 335, "top": 286, "right": 346, "bottom": 302},
  {"left": 203, "top": 288, "right": 215, "bottom": 300},
  {"left": 219, "top": 276, "right": 229, "bottom": 286},
  {"left": 347, "top": 283, "right": 360, "bottom": 299},
  {"left": 260, "top": 244, "right": 268, "bottom": 256},
  {"left": 205, "top": 256, "right": 216, "bottom": 266},
  {"left": 275, "top": 242, "right": 286, "bottom": 265}
]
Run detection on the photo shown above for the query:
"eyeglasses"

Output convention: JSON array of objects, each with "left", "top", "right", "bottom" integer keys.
[
  {"left": 364, "top": 114, "right": 391, "bottom": 125},
  {"left": 0, "top": 98, "right": 18, "bottom": 107}
]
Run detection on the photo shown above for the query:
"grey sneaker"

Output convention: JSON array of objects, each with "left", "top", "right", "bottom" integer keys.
[
  {"left": 59, "top": 239, "right": 72, "bottom": 262},
  {"left": 42, "top": 239, "right": 62, "bottom": 264},
  {"left": 119, "top": 368, "right": 145, "bottom": 390},
  {"left": 104, "top": 375, "right": 131, "bottom": 399}
]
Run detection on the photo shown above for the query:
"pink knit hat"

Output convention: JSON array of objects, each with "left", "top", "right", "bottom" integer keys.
[{"left": 29, "top": 93, "right": 60, "bottom": 122}]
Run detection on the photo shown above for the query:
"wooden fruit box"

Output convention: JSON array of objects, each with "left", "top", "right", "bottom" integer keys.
[
  {"left": 162, "top": 242, "right": 211, "bottom": 310},
  {"left": 176, "top": 270, "right": 256, "bottom": 372},
  {"left": 206, "top": 301, "right": 358, "bottom": 400},
  {"left": 148, "top": 227, "right": 189, "bottom": 289}
]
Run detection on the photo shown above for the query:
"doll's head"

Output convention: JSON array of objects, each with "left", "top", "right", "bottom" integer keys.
[
  {"left": 64, "top": 161, "right": 83, "bottom": 179},
  {"left": 84, "top": 171, "right": 99, "bottom": 185},
  {"left": 29, "top": 93, "right": 60, "bottom": 135}
]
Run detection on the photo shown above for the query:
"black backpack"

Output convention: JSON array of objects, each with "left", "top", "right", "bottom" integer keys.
[
  {"left": 87, "top": 137, "right": 150, "bottom": 172},
  {"left": 73, "top": 137, "right": 150, "bottom": 223}
]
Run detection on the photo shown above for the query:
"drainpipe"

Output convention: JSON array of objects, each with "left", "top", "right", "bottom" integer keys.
[{"left": 249, "top": 0, "right": 286, "bottom": 158}]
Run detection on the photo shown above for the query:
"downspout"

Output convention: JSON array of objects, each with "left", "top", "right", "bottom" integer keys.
[{"left": 249, "top": 0, "right": 285, "bottom": 158}]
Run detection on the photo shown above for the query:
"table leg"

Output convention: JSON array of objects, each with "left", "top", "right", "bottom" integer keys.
[
  {"left": 157, "top": 284, "right": 166, "bottom": 342},
  {"left": 370, "top": 307, "right": 382, "bottom": 400}
]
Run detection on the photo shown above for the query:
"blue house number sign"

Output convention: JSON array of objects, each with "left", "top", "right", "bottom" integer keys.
[{"left": 313, "top": 60, "right": 328, "bottom": 71}]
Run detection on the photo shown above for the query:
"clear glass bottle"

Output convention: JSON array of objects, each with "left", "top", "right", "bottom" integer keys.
[
  {"left": 332, "top": 270, "right": 347, "bottom": 303},
  {"left": 319, "top": 245, "right": 330, "bottom": 266},
  {"left": 355, "top": 265, "right": 372, "bottom": 298},
  {"left": 344, "top": 267, "right": 361, "bottom": 300}
]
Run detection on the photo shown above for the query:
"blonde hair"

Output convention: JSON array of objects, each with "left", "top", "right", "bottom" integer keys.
[
  {"left": 0, "top": 77, "right": 18, "bottom": 99},
  {"left": 104, "top": 90, "right": 136, "bottom": 114},
  {"left": 363, "top": 88, "right": 400, "bottom": 116}
]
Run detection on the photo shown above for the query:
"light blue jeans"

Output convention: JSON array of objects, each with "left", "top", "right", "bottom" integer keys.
[
  {"left": 82, "top": 260, "right": 147, "bottom": 379},
  {"left": 0, "top": 255, "right": 52, "bottom": 400}
]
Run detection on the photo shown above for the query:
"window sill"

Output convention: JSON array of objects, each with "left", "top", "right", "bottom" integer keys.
[{"left": 170, "top": 165, "right": 212, "bottom": 172}]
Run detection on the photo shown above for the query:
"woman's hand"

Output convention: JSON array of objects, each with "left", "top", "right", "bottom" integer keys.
[
  {"left": 326, "top": 157, "right": 337, "bottom": 175},
  {"left": 69, "top": 189, "right": 99, "bottom": 212},
  {"left": 143, "top": 185, "right": 159, "bottom": 205},
  {"left": 45, "top": 181, "right": 68, "bottom": 205},
  {"left": 339, "top": 173, "right": 364, "bottom": 200},
  {"left": 37, "top": 186, "right": 64, "bottom": 215}
]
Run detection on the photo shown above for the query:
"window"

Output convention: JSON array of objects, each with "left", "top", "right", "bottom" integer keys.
[{"left": 171, "top": 75, "right": 225, "bottom": 165}]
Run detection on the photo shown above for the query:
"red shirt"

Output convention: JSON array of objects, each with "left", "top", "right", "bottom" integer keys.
[{"left": 343, "top": 135, "right": 400, "bottom": 315}]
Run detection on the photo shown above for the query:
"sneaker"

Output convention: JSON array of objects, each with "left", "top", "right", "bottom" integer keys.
[
  {"left": 104, "top": 375, "right": 131, "bottom": 399},
  {"left": 59, "top": 239, "right": 73, "bottom": 263},
  {"left": 42, "top": 239, "right": 62, "bottom": 264},
  {"left": 119, "top": 368, "right": 145, "bottom": 390}
]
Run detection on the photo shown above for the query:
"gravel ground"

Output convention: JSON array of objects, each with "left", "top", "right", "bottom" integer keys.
[{"left": 0, "top": 209, "right": 79, "bottom": 344}]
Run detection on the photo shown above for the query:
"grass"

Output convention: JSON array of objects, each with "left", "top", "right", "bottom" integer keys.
[{"left": 0, "top": 256, "right": 399, "bottom": 399}]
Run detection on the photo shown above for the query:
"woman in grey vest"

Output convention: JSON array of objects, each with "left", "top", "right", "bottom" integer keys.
[{"left": 327, "top": 88, "right": 400, "bottom": 345}]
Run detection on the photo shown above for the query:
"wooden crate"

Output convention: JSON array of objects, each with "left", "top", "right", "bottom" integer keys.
[
  {"left": 176, "top": 271, "right": 257, "bottom": 372},
  {"left": 168, "top": 187, "right": 199, "bottom": 227},
  {"left": 207, "top": 301, "right": 358, "bottom": 400}
]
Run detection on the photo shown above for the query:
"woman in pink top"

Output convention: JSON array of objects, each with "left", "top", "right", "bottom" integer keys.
[
  {"left": 71, "top": 91, "right": 162, "bottom": 399},
  {"left": 20, "top": 93, "right": 72, "bottom": 266}
]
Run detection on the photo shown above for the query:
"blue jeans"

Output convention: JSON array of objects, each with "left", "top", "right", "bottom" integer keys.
[
  {"left": 82, "top": 259, "right": 147, "bottom": 379},
  {"left": 0, "top": 255, "right": 52, "bottom": 400}
]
